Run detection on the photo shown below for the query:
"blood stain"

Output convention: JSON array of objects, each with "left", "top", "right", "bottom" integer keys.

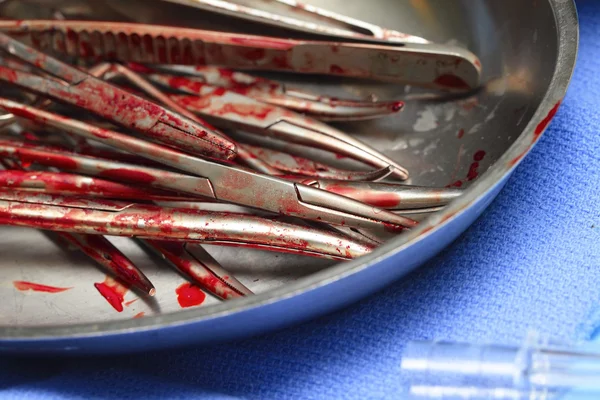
[
  {"left": 433, "top": 74, "right": 470, "bottom": 90},
  {"left": 133, "top": 312, "right": 145, "bottom": 319},
  {"left": 329, "top": 65, "right": 344, "bottom": 74},
  {"left": 94, "top": 276, "right": 128, "bottom": 312},
  {"left": 535, "top": 101, "right": 562, "bottom": 135},
  {"left": 99, "top": 168, "right": 156, "bottom": 184},
  {"left": 391, "top": 101, "right": 404, "bottom": 112},
  {"left": 13, "top": 281, "right": 72, "bottom": 293},
  {"left": 175, "top": 283, "right": 206, "bottom": 308},
  {"left": 124, "top": 299, "right": 138, "bottom": 307}
]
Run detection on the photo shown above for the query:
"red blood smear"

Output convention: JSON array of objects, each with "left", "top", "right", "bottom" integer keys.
[
  {"left": 124, "top": 299, "right": 138, "bottom": 307},
  {"left": 131, "top": 35, "right": 142, "bottom": 50},
  {"left": 229, "top": 37, "right": 294, "bottom": 50},
  {"left": 221, "top": 103, "right": 273, "bottom": 120},
  {"left": 457, "top": 129, "right": 465, "bottom": 139},
  {"left": 362, "top": 193, "right": 401, "bottom": 208},
  {"left": 99, "top": 168, "right": 156, "bottom": 184},
  {"left": 212, "top": 87, "right": 227, "bottom": 97},
  {"left": 474, "top": 59, "right": 482, "bottom": 69},
  {"left": 535, "top": 101, "right": 562, "bottom": 135},
  {"left": 79, "top": 41, "right": 94, "bottom": 58},
  {"left": 133, "top": 312, "right": 145, "bottom": 319},
  {"left": 0, "top": 67, "right": 18, "bottom": 83},
  {"left": 272, "top": 55, "right": 290, "bottom": 69},
  {"left": 329, "top": 65, "right": 344, "bottom": 74},
  {"left": 391, "top": 101, "right": 404, "bottom": 112},
  {"left": 168, "top": 76, "right": 204, "bottom": 93},
  {"left": 127, "top": 62, "right": 154, "bottom": 74},
  {"left": 433, "top": 74, "right": 470, "bottom": 90},
  {"left": 170, "top": 44, "right": 181, "bottom": 63},
  {"left": 94, "top": 281, "right": 126, "bottom": 312},
  {"left": 176, "top": 283, "right": 206, "bottom": 308},
  {"left": 466, "top": 162, "right": 480, "bottom": 181},
  {"left": 239, "top": 48, "right": 266, "bottom": 61},
  {"left": 508, "top": 152, "right": 526, "bottom": 167},
  {"left": 21, "top": 131, "right": 40, "bottom": 141},
  {"left": 217, "top": 68, "right": 235, "bottom": 79},
  {"left": 157, "top": 42, "right": 167, "bottom": 63},
  {"left": 143, "top": 35, "right": 154, "bottom": 56},
  {"left": 324, "top": 185, "right": 400, "bottom": 208},
  {"left": 446, "top": 180, "right": 463, "bottom": 188},
  {"left": 383, "top": 222, "right": 406, "bottom": 234},
  {"left": 65, "top": 29, "right": 77, "bottom": 45},
  {"left": 17, "top": 151, "right": 79, "bottom": 171},
  {"left": 182, "top": 43, "right": 194, "bottom": 64},
  {"left": 466, "top": 151, "right": 486, "bottom": 181},
  {"left": 13, "top": 281, "right": 71, "bottom": 293},
  {"left": 473, "top": 150, "right": 486, "bottom": 162}
]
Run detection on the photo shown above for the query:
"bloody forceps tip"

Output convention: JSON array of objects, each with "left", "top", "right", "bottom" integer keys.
[{"left": 0, "top": 31, "right": 239, "bottom": 161}]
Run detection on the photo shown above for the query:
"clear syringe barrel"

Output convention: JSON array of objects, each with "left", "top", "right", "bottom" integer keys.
[{"left": 401, "top": 335, "right": 600, "bottom": 399}]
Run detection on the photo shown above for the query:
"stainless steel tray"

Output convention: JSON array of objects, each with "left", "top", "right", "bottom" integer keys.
[{"left": 0, "top": 0, "right": 578, "bottom": 354}]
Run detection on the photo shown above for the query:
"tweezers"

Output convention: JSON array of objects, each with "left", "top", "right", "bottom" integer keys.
[
  {"left": 144, "top": 64, "right": 405, "bottom": 121},
  {"left": 156, "top": 0, "right": 431, "bottom": 44},
  {"left": 0, "top": 108, "right": 417, "bottom": 231},
  {"left": 0, "top": 31, "right": 238, "bottom": 161},
  {"left": 0, "top": 189, "right": 374, "bottom": 260},
  {"left": 0, "top": 20, "right": 482, "bottom": 90}
]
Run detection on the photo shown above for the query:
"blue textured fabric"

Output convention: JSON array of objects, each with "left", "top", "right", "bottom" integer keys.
[{"left": 1, "top": 2, "right": 599, "bottom": 399}]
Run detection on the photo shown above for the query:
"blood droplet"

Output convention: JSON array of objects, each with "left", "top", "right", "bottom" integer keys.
[{"left": 175, "top": 282, "right": 206, "bottom": 308}]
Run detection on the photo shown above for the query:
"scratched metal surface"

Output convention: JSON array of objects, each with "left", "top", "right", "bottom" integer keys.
[{"left": 0, "top": 0, "right": 568, "bottom": 334}]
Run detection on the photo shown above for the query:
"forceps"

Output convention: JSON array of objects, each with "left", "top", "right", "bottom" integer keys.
[
  {"left": 0, "top": 145, "right": 156, "bottom": 296},
  {"left": 0, "top": 20, "right": 482, "bottom": 90},
  {"left": 145, "top": 64, "right": 405, "bottom": 121},
  {"left": 93, "top": 61, "right": 400, "bottom": 179},
  {"left": 155, "top": 0, "right": 431, "bottom": 44},
  {"left": 0, "top": 189, "right": 375, "bottom": 260},
  {"left": 0, "top": 100, "right": 418, "bottom": 231},
  {"left": 0, "top": 31, "right": 238, "bottom": 161},
  {"left": 0, "top": 138, "right": 251, "bottom": 299},
  {"left": 142, "top": 77, "right": 409, "bottom": 180}
]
